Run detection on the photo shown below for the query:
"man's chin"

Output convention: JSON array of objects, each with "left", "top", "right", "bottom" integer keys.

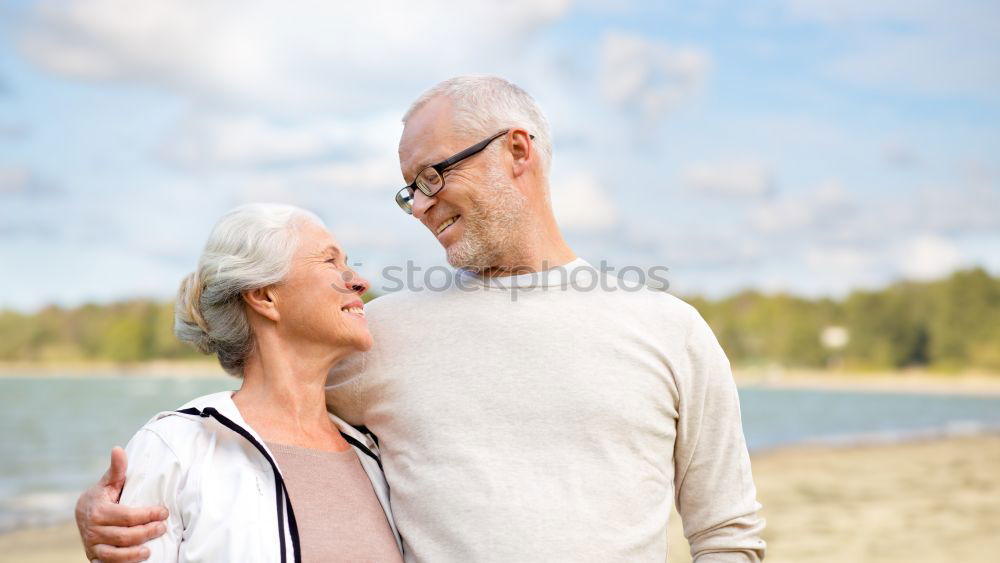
[
  {"left": 447, "top": 248, "right": 500, "bottom": 273},
  {"left": 445, "top": 242, "right": 480, "bottom": 271},
  {"left": 443, "top": 227, "right": 506, "bottom": 270},
  {"left": 445, "top": 249, "right": 469, "bottom": 270}
]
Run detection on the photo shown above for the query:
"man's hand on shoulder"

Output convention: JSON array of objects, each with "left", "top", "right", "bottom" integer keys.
[{"left": 75, "top": 446, "right": 168, "bottom": 562}]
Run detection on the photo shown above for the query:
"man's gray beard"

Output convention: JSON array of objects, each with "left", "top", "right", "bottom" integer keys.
[{"left": 446, "top": 162, "right": 527, "bottom": 272}]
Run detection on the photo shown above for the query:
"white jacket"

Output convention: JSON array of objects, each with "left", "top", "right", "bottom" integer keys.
[{"left": 119, "top": 391, "right": 402, "bottom": 562}]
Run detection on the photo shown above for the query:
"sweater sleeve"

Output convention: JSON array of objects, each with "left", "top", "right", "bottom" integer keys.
[
  {"left": 673, "top": 306, "right": 766, "bottom": 562},
  {"left": 119, "top": 427, "right": 185, "bottom": 563}
]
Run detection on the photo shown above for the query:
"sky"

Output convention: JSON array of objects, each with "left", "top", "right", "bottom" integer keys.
[{"left": 1, "top": 0, "right": 998, "bottom": 311}]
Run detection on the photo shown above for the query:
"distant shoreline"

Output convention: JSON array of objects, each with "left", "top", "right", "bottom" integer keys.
[
  {"left": 4, "top": 363, "right": 1000, "bottom": 395},
  {"left": 3, "top": 362, "right": 999, "bottom": 395},
  {"left": 735, "top": 367, "right": 1000, "bottom": 397},
  {"left": 0, "top": 360, "right": 227, "bottom": 378}
]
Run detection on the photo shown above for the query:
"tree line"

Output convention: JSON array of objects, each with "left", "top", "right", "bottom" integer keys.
[
  {"left": 2, "top": 268, "right": 997, "bottom": 371},
  {"left": 689, "top": 267, "right": 999, "bottom": 371}
]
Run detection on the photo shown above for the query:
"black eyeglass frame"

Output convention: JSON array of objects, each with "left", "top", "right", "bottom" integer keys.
[{"left": 395, "top": 129, "right": 534, "bottom": 214}]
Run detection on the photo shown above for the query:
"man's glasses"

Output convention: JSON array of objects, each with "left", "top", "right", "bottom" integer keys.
[{"left": 394, "top": 129, "right": 532, "bottom": 215}]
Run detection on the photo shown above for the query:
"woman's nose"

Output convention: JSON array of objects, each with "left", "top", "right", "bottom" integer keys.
[{"left": 349, "top": 271, "right": 370, "bottom": 295}]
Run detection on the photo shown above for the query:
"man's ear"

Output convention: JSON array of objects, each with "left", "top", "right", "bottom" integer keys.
[
  {"left": 243, "top": 286, "right": 280, "bottom": 322},
  {"left": 508, "top": 128, "right": 534, "bottom": 179}
]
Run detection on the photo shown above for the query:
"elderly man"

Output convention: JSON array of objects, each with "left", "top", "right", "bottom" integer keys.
[{"left": 77, "top": 76, "right": 765, "bottom": 562}]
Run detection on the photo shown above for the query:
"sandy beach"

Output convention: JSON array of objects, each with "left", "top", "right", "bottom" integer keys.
[
  {"left": 671, "top": 434, "right": 1000, "bottom": 563},
  {"left": 3, "top": 434, "right": 997, "bottom": 563}
]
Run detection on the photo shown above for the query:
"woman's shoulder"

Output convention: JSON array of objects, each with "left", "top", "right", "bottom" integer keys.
[{"left": 126, "top": 391, "right": 237, "bottom": 464}]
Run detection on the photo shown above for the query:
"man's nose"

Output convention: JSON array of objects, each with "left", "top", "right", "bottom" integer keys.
[{"left": 411, "top": 190, "right": 436, "bottom": 221}]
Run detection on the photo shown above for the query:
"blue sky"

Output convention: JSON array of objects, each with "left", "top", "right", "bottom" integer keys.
[{"left": 1, "top": 0, "right": 998, "bottom": 311}]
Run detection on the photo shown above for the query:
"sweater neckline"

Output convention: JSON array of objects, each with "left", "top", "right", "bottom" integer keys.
[
  {"left": 265, "top": 440, "right": 358, "bottom": 459},
  {"left": 456, "top": 257, "right": 595, "bottom": 289}
]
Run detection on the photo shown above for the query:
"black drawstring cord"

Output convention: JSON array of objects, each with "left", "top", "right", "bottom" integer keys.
[{"left": 176, "top": 407, "right": 302, "bottom": 563}]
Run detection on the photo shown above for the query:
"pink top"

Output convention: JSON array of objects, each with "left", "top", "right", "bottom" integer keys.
[{"left": 267, "top": 442, "right": 403, "bottom": 563}]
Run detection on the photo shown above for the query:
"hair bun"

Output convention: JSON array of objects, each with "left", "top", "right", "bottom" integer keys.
[{"left": 175, "top": 271, "right": 217, "bottom": 354}]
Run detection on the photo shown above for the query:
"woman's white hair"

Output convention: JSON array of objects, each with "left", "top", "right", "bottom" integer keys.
[
  {"left": 402, "top": 75, "right": 553, "bottom": 173},
  {"left": 175, "top": 203, "right": 324, "bottom": 376}
]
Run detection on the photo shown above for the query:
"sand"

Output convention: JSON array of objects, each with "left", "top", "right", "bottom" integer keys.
[
  {"left": 3, "top": 435, "right": 999, "bottom": 563},
  {"left": 670, "top": 434, "right": 1000, "bottom": 563}
]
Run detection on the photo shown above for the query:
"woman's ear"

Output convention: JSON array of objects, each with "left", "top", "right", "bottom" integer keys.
[{"left": 243, "top": 286, "right": 280, "bottom": 322}]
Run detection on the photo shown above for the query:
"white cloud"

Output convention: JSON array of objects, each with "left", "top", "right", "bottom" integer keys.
[
  {"left": 0, "top": 123, "right": 29, "bottom": 139},
  {"left": 664, "top": 231, "right": 762, "bottom": 268},
  {"left": 294, "top": 157, "right": 402, "bottom": 193},
  {"left": 883, "top": 141, "right": 920, "bottom": 168},
  {"left": 749, "top": 198, "right": 812, "bottom": 234},
  {"left": 829, "top": 34, "right": 1000, "bottom": 97},
  {"left": 615, "top": 222, "right": 763, "bottom": 270},
  {"left": 783, "top": 0, "right": 998, "bottom": 32},
  {"left": 550, "top": 169, "right": 618, "bottom": 231},
  {"left": 801, "top": 244, "right": 886, "bottom": 296},
  {"left": 748, "top": 179, "right": 853, "bottom": 234},
  {"left": 159, "top": 115, "right": 336, "bottom": 168},
  {"left": 918, "top": 184, "right": 1000, "bottom": 234},
  {"left": 684, "top": 158, "right": 774, "bottom": 198},
  {"left": 0, "top": 239, "right": 187, "bottom": 310},
  {"left": 0, "top": 167, "right": 34, "bottom": 194},
  {"left": 811, "top": 179, "right": 851, "bottom": 206},
  {"left": 785, "top": 0, "right": 1000, "bottom": 97},
  {"left": 231, "top": 153, "right": 403, "bottom": 198},
  {"left": 894, "top": 234, "right": 963, "bottom": 281},
  {"left": 333, "top": 223, "right": 401, "bottom": 251},
  {"left": 600, "top": 31, "right": 710, "bottom": 124},
  {"left": 17, "top": 0, "right": 573, "bottom": 110},
  {"left": 154, "top": 112, "right": 404, "bottom": 206},
  {"left": 745, "top": 177, "right": 995, "bottom": 291},
  {"left": 717, "top": 114, "right": 852, "bottom": 153},
  {"left": 785, "top": 0, "right": 942, "bottom": 25},
  {"left": 158, "top": 112, "right": 403, "bottom": 170},
  {"left": 805, "top": 245, "right": 873, "bottom": 273},
  {"left": 0, "top": 166, "right": 60, "bottom": 198}
]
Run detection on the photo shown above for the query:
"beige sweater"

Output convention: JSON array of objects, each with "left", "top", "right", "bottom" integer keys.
[{"left": 326, "top": 259, "right": 765, "bottom": 562}]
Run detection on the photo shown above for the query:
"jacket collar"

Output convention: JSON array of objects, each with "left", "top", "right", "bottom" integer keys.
[
  {"left": 162, "top": 391, "right": 385, "bottom": 503},
  {"left": 168, "top": 390, "right": 371, "bottom": 447}
]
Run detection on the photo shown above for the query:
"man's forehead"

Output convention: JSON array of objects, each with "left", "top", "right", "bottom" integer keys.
[
  {"left": 398, "top": 124, "right": 440, "bottom": 165},
  {"left": 399, "top": 97, "right": 461, "bottom": 175}
]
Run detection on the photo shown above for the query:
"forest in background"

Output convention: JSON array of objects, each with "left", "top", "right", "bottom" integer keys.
[{"left": 1, "top": 268, "right": 997, "bottom": 372}]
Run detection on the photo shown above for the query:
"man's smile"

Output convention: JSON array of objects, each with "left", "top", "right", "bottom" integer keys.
[{"left": 436, "top": 215, "right": 461, "bottom": 236}]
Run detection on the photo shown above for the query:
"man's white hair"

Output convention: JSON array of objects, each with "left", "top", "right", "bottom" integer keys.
[{"left": 402, "top": 75, "right": 553, "bottom": 173}]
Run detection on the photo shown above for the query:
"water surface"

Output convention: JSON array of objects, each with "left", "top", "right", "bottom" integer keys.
[{"left": 2, "top": 376, "right": 999, "bottom": 532}]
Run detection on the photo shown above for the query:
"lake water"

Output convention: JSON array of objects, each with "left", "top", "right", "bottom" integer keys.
[{"left": 2, "top": 375, "right": 1000, "bottom": 532}]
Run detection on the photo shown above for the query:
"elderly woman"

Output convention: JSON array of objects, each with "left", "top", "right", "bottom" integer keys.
[{"left": 97, "top": 204, "right": 403, "bottom": 562}]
